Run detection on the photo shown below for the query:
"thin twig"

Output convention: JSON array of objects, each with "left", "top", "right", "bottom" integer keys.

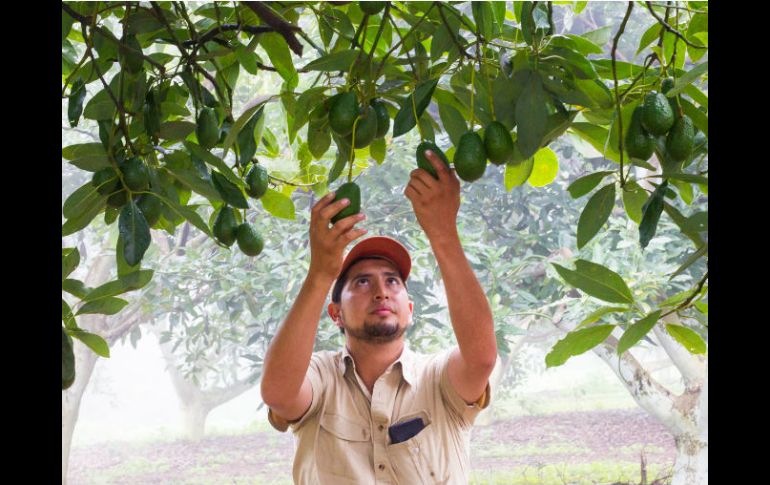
[
  {"left": 611, "top": 2, "right": 634, "bottom": 187},
  {"left": 645, "top": 2, "right": 707, "bottom": 50}
]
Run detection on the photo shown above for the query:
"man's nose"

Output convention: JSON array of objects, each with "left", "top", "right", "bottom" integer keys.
[{"left": 373, "top": 278, "right": 389, "bottom": 299}]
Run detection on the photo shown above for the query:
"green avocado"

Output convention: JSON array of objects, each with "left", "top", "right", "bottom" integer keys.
[
  {"left": 371, "top": 100, "right": 390, "bottom": 138},
  {"left": 236, "top": 223, "right": 265, "bottom": 256},
  {"left": 453, "top": 131, "right": 487, "bottom": 182},
  {"left": 62, "top": 328, "right": 75, "bottom": 390},
  {"left": 641, "top": 91, "right": 675, "bottom": 136},
  {"left": 136, "top": 193, "right": 162, "bottom": 227},
  {"left": 360, "top": 1, "right": 386, "bottom": 15},
  {"left": 352, "top": 105, "right": 378, "bottom": 148},
  {"left": 416, "top": 141, "right": 450, "bottom": 179},
  {"left": 665, "top": 114, "right": 695, "bottom": 162},
  {"left": 329, "top": 92, "right": 359, "bottom": 136},
  {"left": 119, "top": 35, "right": 144, "bottom": 74},
  {"left": 245, "top": 164, "right": 269, "bottom": 199},
  {"left": 196, "top": 107, "right": 220, "bottom": 149},
  {"left": 625, "top": 106, "right": 655, "bottom": 161},
  {"left": 483, "top": 121, "right": 515, "bottom": 166},
  {"left": 213, "top": 206, "right": 238, "bottom": 247},
  {"left": 331, "top": 182, "right": 361, "bottom": 224},
  {"left": 119, "top": 157, "right": 149, "bottom": 192},
  {"left": 92, "top": 167, "right": 121, "bottom": 196},
  {"left": 661, "top": 77, "right": 676, "bottom": 94}
]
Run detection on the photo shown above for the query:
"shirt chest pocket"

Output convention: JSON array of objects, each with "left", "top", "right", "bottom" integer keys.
[
  {"left": 317, "top": 413, "right": 371, "bottom": 479},
  {"left": 386, "top": 410, "right": 449, "bottom": 485}
]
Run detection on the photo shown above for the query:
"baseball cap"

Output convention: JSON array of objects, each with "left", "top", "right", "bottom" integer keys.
[{"left": 337, "top": 236, "right": 412, "bottom": 283}]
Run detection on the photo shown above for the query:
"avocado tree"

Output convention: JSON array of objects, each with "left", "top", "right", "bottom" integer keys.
[{"left": 62, "top": 2, "right": 707, "bottom": 483}]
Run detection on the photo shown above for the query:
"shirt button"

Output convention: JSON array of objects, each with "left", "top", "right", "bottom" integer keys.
[
  {"left": 378, "top": 425, "right": 384, "bottom": 431},
  {"left": 378, "top": 464, "right": 385, "bottom": 470}
]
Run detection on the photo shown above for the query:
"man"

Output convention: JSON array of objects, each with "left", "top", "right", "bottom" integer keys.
[{"left": 260, "top": 150, "right": 498, "bottom": 484}]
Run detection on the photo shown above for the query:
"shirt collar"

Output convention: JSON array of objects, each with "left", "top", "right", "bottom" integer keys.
[{"left": 339, "top": 341, "right": 416, "bottom": 386}]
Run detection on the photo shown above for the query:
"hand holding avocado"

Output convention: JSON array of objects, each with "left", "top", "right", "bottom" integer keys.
[
  {"left": 308, "top": 191, "right": 368, "bottom": 281},
  {"left": 405, "top": 149, "right": 461, "bottom": 240}
]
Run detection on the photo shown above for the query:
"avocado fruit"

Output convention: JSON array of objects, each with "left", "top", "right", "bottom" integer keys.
[
  {"left": 371, "top": 100, "right": 390, "bottom": 138},
  {"left": 625, "top": 106, "right": 655, "bottom": 161},
  {"left": 453, "top": 131, "right": 487, "bottom": 182},
  {"left": 136, "top": 193, "right": 162, "bottom": 227},
  {"left": 353, "top": 105, "right": 378, "bottom": 148},
  {"left": 213, "top": 206, "right": 239, "bottom": 247},
  {"left": 665, "top": 114, "right": 695, "bottom": 162},
  {"left": 360, "top": 1, "right": 386, "bottom": 15},
  {"left": 92, "top": 167, "right": 121, "bottom": 196},
  {"left": 196, "top": 107, "right": 220, "bottom": 149},
  {"left": 483, "top": 121, "right": 514, "bottom": 165},
  {"left": 236, "top": 223, "right": 264, "bottom": 256},
  {"left": 641, "top": 91, "right": 675, "bottom": 136},
  {"left": 331, "top": 182, "right": 361, "bottom": 224},
  {"left": 329, "top": 92, "right": 359, "bottom": 136},
  {"left": 245, "top": 164, "right": 269, "bottom": 199},
  {"left": 119, "top": 157, "right": 149, "bottom": 192},
  {"left": 416, "top": 141, "right": 450, "bottom": 179}
]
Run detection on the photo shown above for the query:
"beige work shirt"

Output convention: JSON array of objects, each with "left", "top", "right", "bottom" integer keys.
[{"left": 267, "top": 343, "right": 493, "bottom": 485}]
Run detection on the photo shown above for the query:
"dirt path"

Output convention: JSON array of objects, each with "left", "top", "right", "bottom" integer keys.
[{"left": 69, "top": 409, "right": 676, "bottom": 484}]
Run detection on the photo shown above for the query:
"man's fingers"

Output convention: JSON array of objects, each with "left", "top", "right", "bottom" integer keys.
[
  {"left": 331, "top": 212, "right": 366, "bottom": 238},
  {"left": 344, "top": 227, "right": 369, "bottom": 243},
  {"left": 410, "top": 170, "right": 434, "bottom": 191},
  {"left": 425, "top": 150, "right": 450, "bottom": 179},
  {"left": 319, "top": 197, "right": 353, "bottom": 222}
]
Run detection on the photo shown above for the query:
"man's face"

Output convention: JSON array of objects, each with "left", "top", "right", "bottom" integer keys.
[{"left": 328, "top": 258, "right": 414, "bottom": 344}]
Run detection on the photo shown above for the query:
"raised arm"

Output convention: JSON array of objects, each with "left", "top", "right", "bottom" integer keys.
[
  {"left": 260, "top": 192, "right": 367, "bottom": 408},
  {"left": 404, "top": 151, "right": 497, "bottom": 403}
]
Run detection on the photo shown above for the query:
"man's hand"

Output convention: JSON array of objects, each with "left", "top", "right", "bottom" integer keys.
[
  {"left": 308, "top": 192, "right": 368, "bottom": 281},
  {"left": 404, "top": 149, "right": 461, "bottom": 240}
]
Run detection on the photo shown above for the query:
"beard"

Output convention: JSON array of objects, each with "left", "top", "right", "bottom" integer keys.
[{"left": 342, "top": 316, "right": 408, "bottom": 343}]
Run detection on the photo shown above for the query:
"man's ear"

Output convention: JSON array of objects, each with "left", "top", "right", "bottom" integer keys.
[{"left": 327, "top": 302, "right": 340, "bottom": 323}]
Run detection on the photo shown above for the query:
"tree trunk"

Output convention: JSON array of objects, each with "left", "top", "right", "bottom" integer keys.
[
  {"left": 181, "top": 400, "right": 211, "bottom": 441},
  {"left": 670, "top": 364, "right": 708, "bottom": 485}
]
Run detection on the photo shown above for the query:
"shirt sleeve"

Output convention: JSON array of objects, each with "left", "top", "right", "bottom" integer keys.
[
  {"left": 267, "top": 352, "right": 325, "bottom": 433},
  {"left": 437, "top": 349, "right": 493, "bottom": 428}
]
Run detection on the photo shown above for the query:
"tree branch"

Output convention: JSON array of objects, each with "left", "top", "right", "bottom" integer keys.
[
  {"left": 242, "top": 1, "right": 304, "bottom": 56},
  {"left": 651, "top": 314, "right": 706, "bottom": 388},
  {"left": 645, "top": 2, "right": 707, "bottom": 50},
  {"left": 181, "top": 23, "right": 274, "bottom": 47}
]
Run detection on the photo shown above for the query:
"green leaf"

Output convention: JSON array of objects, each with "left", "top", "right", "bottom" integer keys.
[
  {"left": 471, "top": 1, "right": 495, "bottom": 41},
  {"left": 211, "top": 171, "right": 249, "bottom": 209},
  {"left": 552, "top": 259, "right": 634, "bottom": 304},
  {"left": 163, "top": 166, "right": 221, "bottom": 203},
  {"left": 62, "top": 248, "right": 80, "bottom": 281},
  {"left": 76, "top": 297, "right": 129, "bottom": 316},
  {"left": 570, "top": 123, "right": 621, "bottom": 163},
  {"left": 62, "top": 192, "right": 107, "bottom": 236},
  {"left": 547, "top": 47, "right": 598, "bottom": 80},
  {"left": 636, "top": 23, "right": 662, "bottom": 56},
  {"left": 62, "top": 299, "right": 77, "bottom": 329},
  {"left": 184, "top": 142, "right": 243, "bottom": 187},
  {"left": 562, "top": 34, "right": 603, "bottom": 55},
  {"left": 260, "top": 188, "right": 295, "bottom": 220},
  {"left": 666, "top": 61, "right": 708, "bottom": 97},
  {"left": 62, "top": 279, "right": 89, "bottom": 299},
  {"left": 66, "top": 328, "right": 111, "bottom": 358},
  {"left": 393, "top": 79, "right": 439, "bottom": 138},
  {"left": 577, "top": 183, "right": 616, "bottom": 249},
  {"left": 622, "top": 180, "right": 648, "bottom": 225},
  {"left": 665, "top": 324, "right": 707, "bottom": 354},
  {"left": 568, "top": 171, "right": 615, "bottom": 198},
  {"left": 62, "top": 327, "right": 75, "bottom": 389},
  {"left": 679, "top": 97, "right": 708, "bottom": 137},
  {"left": 582, "top": 26, "right": 612, "bottom": 46},
  {"left": 504, "top": 157, "right": 534, "bottom": 191},
  {"left": 237, "top": 107, "right": 264, "bottom": 166},
  {"left": 666, "top": 173, "right": 708, "bottom": 185},
  {"left": 438, "top": 103, "right": 467, "bottom": 146},
  {"left": 68, "top": 79, "right": 87, "bottom": 127},
  {"left": 308, "top": 117, "right": 332, "bottom": 160},
  {"left": 639, "top": 181, "right": 668, "bottom": 250},
  {"left": 302, "top": 49, "right": 359, "bottom": 72},
  {"left": 528, "top": 147, "right": 558, "bottom": 187},
  {"left": 118, "top": 200, "right": 151, "bottom": 267},
  {"left": 577, "top": 306, "right": 631, "bottom": 329},
  {"left": 669, "top": 243, "right": 708, "bottom": 281},
  {"left": 261, "top": 33, "right": 298, "bottom": 90},
  {"left": 116, "top": 236, "right": 141, "bottom": 277},
  {"left": 291, "top": 87, "right": 328, "bottom": 142},
  {"left": 159, "top": 121, "right": 196, "bottom": 142},
  {"left": 545, "top": 325, "right": 615, "bottom": 368},
  {"left": 222, "top": 102, "right": 265, "bottom": 157},
  {"left": 83, "top": 270, "right": 154, "bottom": 303},
  {"left": 62, "top": 143, "right": 108, "bottom": 161},
  {"left": 664, "top": 202, "right": 705, "bottom": 248},
  {"left": 515, "top": 71, "right": 548, "bottom": 158},
  {"left": 617, "top": 310, "right": 662, "bottom": 355},
  {"left": 370, "top": 137, "right": 386, "bottom": 164}
]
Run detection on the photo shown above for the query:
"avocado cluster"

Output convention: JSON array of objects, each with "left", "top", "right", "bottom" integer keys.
[
  {"left": 625, "top": 78, "right": 697, "bottom": 166},
  {"left": 327, "top": 91, "right": 391, "bottom": 149}
]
